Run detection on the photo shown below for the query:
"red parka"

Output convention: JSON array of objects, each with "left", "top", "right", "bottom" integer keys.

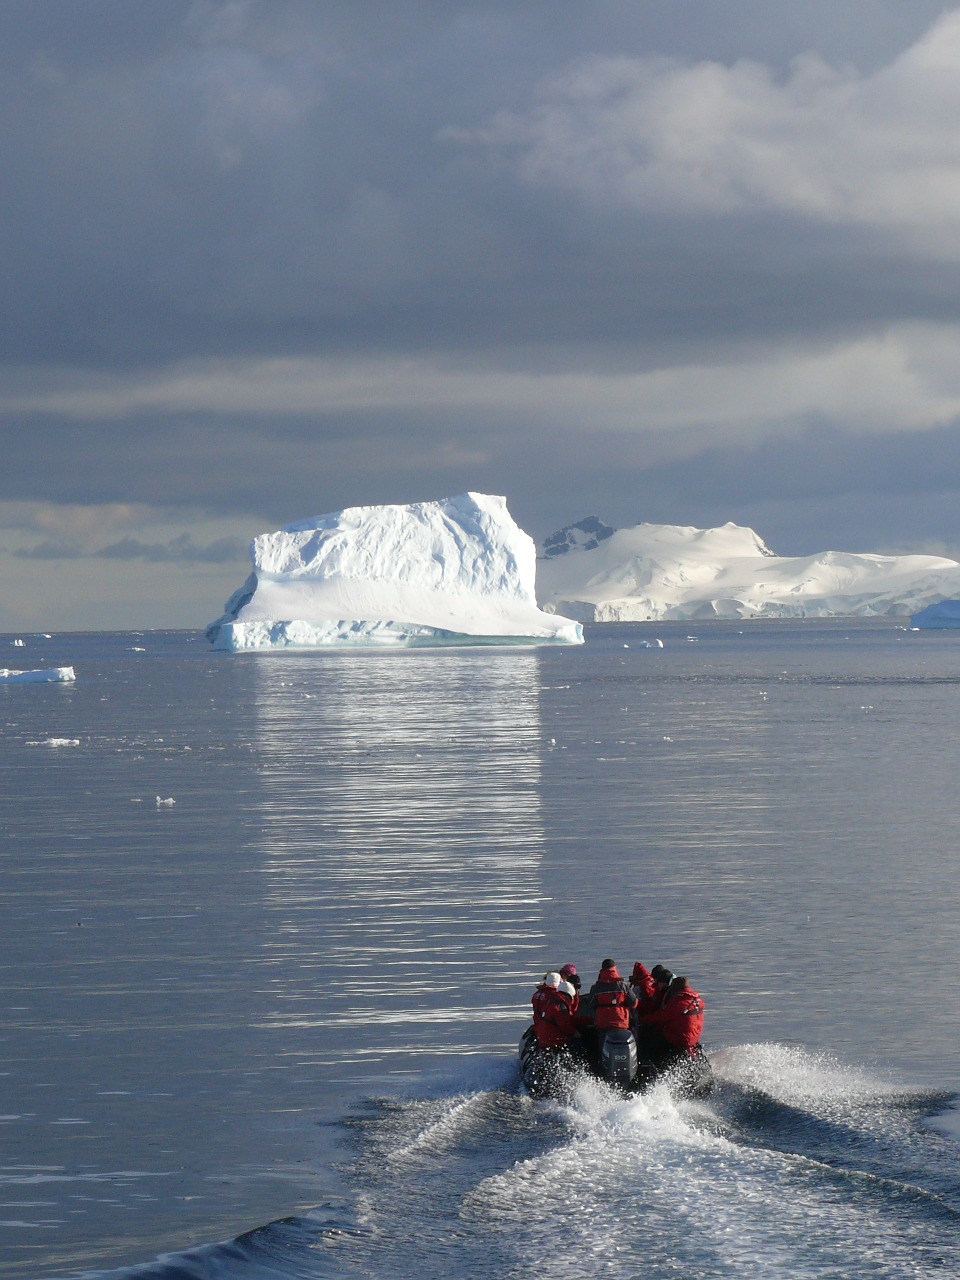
[
  {"left": 629, "top": 962, "right": 658, "bottom": 1006},
  {"left": 532, "top": 983, "right": 577, "bottom": 1049},
  {"left": 637, "top": 984, "right": 705, "bottom": 1052},
  {"left": 589, "top": 964, "right": 638, "bottom": 1030}
]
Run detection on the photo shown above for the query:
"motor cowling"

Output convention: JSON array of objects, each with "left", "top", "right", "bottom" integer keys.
[{"left": 601, "top": 1027, "right": 638, "bottom": 1088}]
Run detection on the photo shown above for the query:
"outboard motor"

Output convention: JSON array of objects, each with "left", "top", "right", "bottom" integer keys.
[{"left": 600, "top": 1028, "right": 638, "bottom": 1088}]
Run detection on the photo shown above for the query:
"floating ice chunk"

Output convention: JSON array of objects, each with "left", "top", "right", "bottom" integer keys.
[
  {"left": 12, "top": 638, "right": 24, "bottom": 646},
  {"left": 155, "top": 796, "right": 176, "bottom": 807},
  {"left": 27, "top": 737, "right": 80, "bottom": 747},
  {"left": 207, "top": 492, "right": 582, "bottom": 650},
  {"left": 0, "top": 667, "right": 75, "bottom": 683}
]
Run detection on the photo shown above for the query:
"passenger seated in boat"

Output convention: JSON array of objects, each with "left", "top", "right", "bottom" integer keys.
[
  {"left": 630, "top": 961, "right": 673, "bottom": 1012},
  {"left": 531, "top": 972, "right": 579, "bottom": 1050},
  {"left": 588, "top": 959, "right": 638, "bottom": 1047},
  {"left": 559, "top": 963, "right": 581, "bottom": 1000},
  {"left": 635, "top": 975, "right": 705, "bottom": 1065}
]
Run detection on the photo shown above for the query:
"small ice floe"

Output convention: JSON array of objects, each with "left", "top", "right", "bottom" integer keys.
[
  {"left": 27, "top": 737, "right": 80, "bottom": 748},
  {"left": 12, "top": 638, "right": 24, "bottom": 647},
  {"left": 155, "top": 796, "right": 176, "bottom": 807},
  {"left": 127, "top": 646, "right": 146, "bottom": 652},
  {"left": 686, "top": 635, "right": 699, "bottom": 642},
  {"left": 547, "top": 737, "right": 557, "bottom": 750},
  {"left": 0, "top": 666, "right": 76, "bottom": 683}
]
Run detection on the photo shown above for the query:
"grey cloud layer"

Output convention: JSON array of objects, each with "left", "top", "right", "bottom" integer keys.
[
  {"left": 3, "top": 0, "right": 960, "bottom": 586},
  {"left": 3, "top": 0, "right": 955, "bottom": 363},
  {"left": 14, "top": 533, "right": 246, "bottom": 564},
  {"left": 461, "top": 13, "right": 960, "bottom": 254}
]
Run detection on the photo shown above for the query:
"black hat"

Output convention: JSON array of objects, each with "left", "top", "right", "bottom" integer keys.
[
  {"left": 651, "top": 964, "right": 674, "bottom": 985},
  {"left": 601, "top": 957, "right": 615, "bottom": 969}
]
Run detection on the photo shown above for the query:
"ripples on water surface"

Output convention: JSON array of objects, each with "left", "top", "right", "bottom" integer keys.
[{"left": 0, "top": 621, "right": 958, "bottom": 1278}]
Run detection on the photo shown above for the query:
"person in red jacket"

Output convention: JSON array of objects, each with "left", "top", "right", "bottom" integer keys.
[
  {"left": 588, "top": 959, "right": 638, "bottom": 1037},
  {"left": 531, "top": 972, "right": 578, "bottom": 1050},
  {"left": 636, "top": 975, "right": 705, "bottom": 1063},
  {"left": 630, "top": 962, "right": 673, "bottom": 1013}
]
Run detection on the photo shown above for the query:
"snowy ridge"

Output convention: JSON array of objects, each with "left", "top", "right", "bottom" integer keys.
[
  {"left": 207, "top": 492, "right": 582, "bottom": 649},
  {"left": 536, "top": 519, "right": 960, "bottom": 622}
]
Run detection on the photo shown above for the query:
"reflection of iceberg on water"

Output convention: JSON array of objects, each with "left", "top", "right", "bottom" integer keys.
[
  {"left": 253, "top": 650, "right": 547, "bottom": 1047},
  {"left": 206, "top": 492, "right": 582, "bottom": 650}
]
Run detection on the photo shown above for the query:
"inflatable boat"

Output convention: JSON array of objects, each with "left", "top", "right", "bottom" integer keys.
[{"left": 518, "top": 1023, "right": 714, "bottom": 1100}]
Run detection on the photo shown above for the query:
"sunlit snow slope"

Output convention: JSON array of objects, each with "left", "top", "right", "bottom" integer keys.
[{"left": 537, "top": 519, "right": 960, "bottom": 622}]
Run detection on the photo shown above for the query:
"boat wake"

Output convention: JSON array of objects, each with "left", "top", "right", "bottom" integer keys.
[{"left": 113, "top": 1045, "right": 959, "bottom": 1280}]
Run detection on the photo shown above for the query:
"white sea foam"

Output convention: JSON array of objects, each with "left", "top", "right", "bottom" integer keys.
[
  {"left": 927, "top": 1102, "right": 960, "bottom": 1144},
  {"left": 711, "top": 1041, "right": 908, "bottom": 1106},
  {"left": 456, "top": 1057, "right": 947, "bottom": 1278}
]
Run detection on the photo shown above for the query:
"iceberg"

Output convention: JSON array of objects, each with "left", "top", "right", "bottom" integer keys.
[
  {"left": 0, "top": 666, "right": 76, "bottom": 683},
  {"left": 910, "top": 600, "right": 960, "bottom": 629},
  {"left": 207, "top": 492, "right": 583, "bottom": 650},
  {"left": 536, "top": 519, "right": 960, "bottom": 622}
]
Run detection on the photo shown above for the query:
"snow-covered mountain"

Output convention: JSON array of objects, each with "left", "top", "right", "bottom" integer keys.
[
  {"left": 536, "top": 518, "right": 960, "bottom": 622},
  {"left": 206, "top": 492, "right": 582, "bottom": 649}
]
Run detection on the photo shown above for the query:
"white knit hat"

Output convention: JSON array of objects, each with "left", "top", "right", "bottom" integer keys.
[
  {"left": 558, "top": 980, "right": 576, "bottom": 997},
  {"left": 544, "top": 971, "right": 561, "bottom": 988}
]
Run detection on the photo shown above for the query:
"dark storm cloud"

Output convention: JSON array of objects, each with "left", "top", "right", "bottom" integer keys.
[
  {"left": 0, "top": 0, "right": 954, "bottom": 367},
  {"left": 5, "top": 0, "right": 960, "bottom": 605},
  {"left": 568, "top": 419, "right": 960, "bottom": 557}
]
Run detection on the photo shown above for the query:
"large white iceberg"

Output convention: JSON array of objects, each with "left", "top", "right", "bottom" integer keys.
[
  {"left": 207, "top": 492, "right": 583, "bottom": 650},
  {"left": 537, "top": 518, "right": 960, "bottom": 622}
]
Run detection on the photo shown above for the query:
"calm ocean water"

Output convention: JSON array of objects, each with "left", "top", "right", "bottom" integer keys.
[{"left": 1, "top": 620, "right": 959, "bottom": 1279}]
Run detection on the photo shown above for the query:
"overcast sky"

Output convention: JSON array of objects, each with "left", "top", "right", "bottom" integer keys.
[{"left": 5, "top": 0, "right": 960, "bottom": 628}]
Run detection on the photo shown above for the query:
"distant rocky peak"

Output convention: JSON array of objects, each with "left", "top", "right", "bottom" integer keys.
[{"left": 542, "top": 516, "right": 616, "bottom": 559}]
